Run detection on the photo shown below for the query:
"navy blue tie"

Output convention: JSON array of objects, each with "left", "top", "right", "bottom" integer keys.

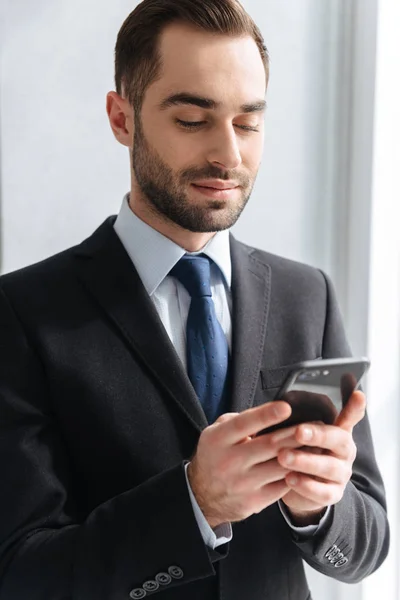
[{"left": 170, "top": 255, "right": 230, "bottom": 424}]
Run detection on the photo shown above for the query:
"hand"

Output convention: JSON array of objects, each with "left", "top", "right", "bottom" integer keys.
[
  {"left": 277, "top": 391, "right": 366, "bottom": 525},
  {"left": 187, "top": 401, "right": 304, "bottom": 529}
]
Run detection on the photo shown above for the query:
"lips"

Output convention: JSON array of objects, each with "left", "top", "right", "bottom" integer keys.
[
  {"left": 192, "top": 181, "right": 239, "bottom": 191},
  {"left": 190, "top": 184, "right": 240, "bottom": 200}
]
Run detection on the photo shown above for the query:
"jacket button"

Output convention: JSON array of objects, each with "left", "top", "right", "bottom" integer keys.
[
  {"left": 129, "top": 589, "right": 146, "bottom": 599},
  {"left": 335, "top": 557, "right": 349, "bottom": 567},
  {"left": 143, "top": 580, "right": 159, "bottom": 592},
  {"left": 155, "top": 572, "right": 172, "bottom": 585},
  {"left": 168, "top": 566, "right": 184, "bottom": 579},
  {"left": 325, "top": 544, "right": 340, "bottom": 560}
]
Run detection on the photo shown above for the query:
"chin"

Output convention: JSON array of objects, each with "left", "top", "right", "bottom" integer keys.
[{"left": 187, "top": 211, "right": 241, "bottom": 233}]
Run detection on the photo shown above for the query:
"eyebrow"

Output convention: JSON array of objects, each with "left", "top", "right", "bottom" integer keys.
[{"left": 158, "top": 93, "right": 267, "bottom": 114}]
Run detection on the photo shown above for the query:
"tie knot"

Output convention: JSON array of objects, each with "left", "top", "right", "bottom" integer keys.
[{"left": 170, "top": 254, "right": 212, "bottom": 298}]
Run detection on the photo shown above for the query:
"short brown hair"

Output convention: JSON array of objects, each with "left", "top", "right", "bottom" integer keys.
[{"left": 115, "top": 0, "right": 269, "bottom": 111}]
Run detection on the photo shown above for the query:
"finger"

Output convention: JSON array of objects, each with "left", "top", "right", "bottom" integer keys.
[
  {"left": 214, "top": 413, "right": 239, "bottom": 424},
  {"left": 278, "top": 449, "right": 351, "bottom": 484},
  {"left": 335, "top": 390, "right": 366, "bottom": 432},
  {"left": 217, "top": 401, "right": 292, "bottom": 446},
  {"left": 285, "top": 473, "right": 345, "bottom": 506},
  {"left": 268, "top": 420, "right": 326, "bottom": 446},
  {"left": 256, "top": 480, "right": 291, "bottom": 508},
  {"left": 241, "top": 421, "right": 328, "bottom": 470},
  {"left": 212, "top": 412, "right": 257, "bottom": 443},
  {"left": 242, "top": 459, "right": 290, "bottom": 490},
  {"left": 269, "top": 424, "right": 299, "bottom": 444},
  {"left": 293, "top": 423, "right": 356, "bottom": 460},
  {"left": 241, "top": 428, "right": 302, "bottom": 469}
]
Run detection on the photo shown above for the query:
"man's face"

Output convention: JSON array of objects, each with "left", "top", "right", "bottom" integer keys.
[{"left": 132, "top": 22, "right": 267, "bottom": 233}]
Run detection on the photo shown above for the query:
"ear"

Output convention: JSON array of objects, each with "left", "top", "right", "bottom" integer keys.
[{"left": 106, "top": 92, "right": 134, "bottom": 148}]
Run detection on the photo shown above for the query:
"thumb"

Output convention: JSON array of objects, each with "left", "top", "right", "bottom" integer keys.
[{"left": 335, "top": 390, "right": 366, "bottom": 432}]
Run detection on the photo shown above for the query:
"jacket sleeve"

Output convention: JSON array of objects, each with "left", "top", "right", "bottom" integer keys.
[
  {"left": 290, "top": 270, "right": 390, "bottom": 583},
  {"left": 0, "top": 285, "right": 227, "bottom": 600}
]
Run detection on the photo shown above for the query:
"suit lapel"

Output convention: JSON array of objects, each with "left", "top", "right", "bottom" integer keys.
[
  {"left": 73, "top": 217, "right": 208, "bottom": 433},
  {"left": 229, "top": 235, "right": 272, "bottom": 414}
]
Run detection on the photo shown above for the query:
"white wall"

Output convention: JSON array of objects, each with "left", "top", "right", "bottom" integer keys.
[
  {"left": 235, "top": 0, "right": 339, "bottom": 275},
  {"left": 1, "top": 0, "right": 130, "bottom": 273},
  {"left": 1, "top": 2, "right": 395, "bottom": 599},
  {"left": 1, "top": 0, "right": 340, "bottom": 276}
]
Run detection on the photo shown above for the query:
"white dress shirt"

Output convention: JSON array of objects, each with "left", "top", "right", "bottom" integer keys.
[{"left": 114, "top": 194, "right": 331, "bottom": 549}]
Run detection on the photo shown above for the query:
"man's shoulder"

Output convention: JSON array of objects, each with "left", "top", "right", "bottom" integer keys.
[
  {"left": 0, "top": 217, "right": 115, "bottom": 294},
  {"left": 0, "top": 243, "right": 79, "bottom": 293},
  {"left": 234, "top": 238, "right": 327, "bottom": 288}
]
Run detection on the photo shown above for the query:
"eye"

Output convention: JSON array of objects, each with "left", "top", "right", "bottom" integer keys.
[
  {"left": 176, "top": 119, "right": 206, "bottom": 129},
  {"left": 236, "top": 124, "right": 260, "bottom": 133},
  {"left": 175, "top": 119, "right": 260, "bottom": 133}
]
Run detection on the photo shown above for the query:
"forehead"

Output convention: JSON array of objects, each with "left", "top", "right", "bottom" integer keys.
[{"left": 146, "top": 22, "right": 267, "bottom": 109}]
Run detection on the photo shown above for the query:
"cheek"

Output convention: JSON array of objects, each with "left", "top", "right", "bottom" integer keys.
[
  {"left": 244, "top": 137, "right": 264, "bottom": 173},
  {"left": 166, "top": 138, "right": 205, "bottom": 173},
  {"left": 149, "top": 123, "right": 202, "bottom": 168}
]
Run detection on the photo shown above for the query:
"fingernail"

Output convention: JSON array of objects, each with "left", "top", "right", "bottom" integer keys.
[
  {"left": 288, "top": 475, "right": 298, "bottom": 486},
  {"left": 300, "top": 426, "right": 313, "bottom": 441},
  {"left": 284, "top": 451, "right": 295, "bottom": 465}
]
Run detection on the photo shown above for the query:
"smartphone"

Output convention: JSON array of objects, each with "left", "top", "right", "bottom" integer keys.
[{"left": 257, "top": 357, "right": 370, "bottom": 436}]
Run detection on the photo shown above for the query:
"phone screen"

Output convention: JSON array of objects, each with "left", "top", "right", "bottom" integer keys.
[
  {"left": 257, "top": 361, "right": 368, "bottom": 435},
  {"left": 285, "top": 370, "right": 359, "bottom": 413}
]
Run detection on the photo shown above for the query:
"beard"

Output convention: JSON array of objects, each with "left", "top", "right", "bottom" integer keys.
[{"left": 132, "top": 117, "right": 256, "bottom": 233}]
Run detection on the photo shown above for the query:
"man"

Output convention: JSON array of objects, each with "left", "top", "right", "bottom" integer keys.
[{"left": 0, "top": 1, "right": 389, "bottom": 599}]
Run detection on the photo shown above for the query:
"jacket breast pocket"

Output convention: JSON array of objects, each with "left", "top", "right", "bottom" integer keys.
[{"left": 258, "top": 357, "right": 323, "bottom": 403}]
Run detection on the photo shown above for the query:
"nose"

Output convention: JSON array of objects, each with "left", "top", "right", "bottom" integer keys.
[{"left": 206, "top": 125, "right": 243, "bottom": 170}]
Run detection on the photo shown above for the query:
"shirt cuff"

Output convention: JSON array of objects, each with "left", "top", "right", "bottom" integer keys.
[
  {"left": 278, "top": 500, "right": 332, "bottom": 537},
  {"left": 184, "top": 462, "right": 232, "bottom": 549}
]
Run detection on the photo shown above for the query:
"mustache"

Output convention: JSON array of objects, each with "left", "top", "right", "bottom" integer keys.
[{"left": 180, "top": 165, "right": 250, "bottom": 187}]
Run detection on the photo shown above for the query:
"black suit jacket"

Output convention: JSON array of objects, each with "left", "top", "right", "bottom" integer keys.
[{"left": 0, "top": 217, "right": 389, "bottom": 600}]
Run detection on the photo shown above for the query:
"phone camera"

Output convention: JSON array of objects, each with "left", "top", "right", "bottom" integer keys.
[{"left": 298, "top": 370, "right": 320, "bottom": 381}]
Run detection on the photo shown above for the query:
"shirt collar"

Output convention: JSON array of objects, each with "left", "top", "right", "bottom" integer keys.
[{"left": 113, "top": 194, "right": 232, "bottom": 296}]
